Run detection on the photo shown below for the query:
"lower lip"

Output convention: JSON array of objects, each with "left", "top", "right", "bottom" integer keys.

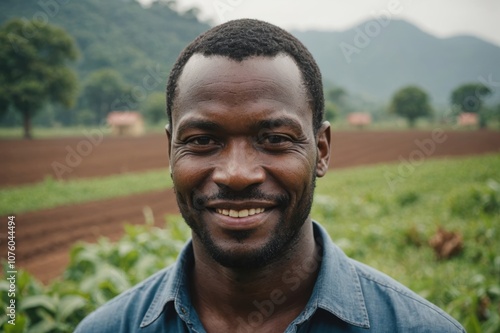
[{"left": 209, "top": 209, "right": 273, "bottom": 230}]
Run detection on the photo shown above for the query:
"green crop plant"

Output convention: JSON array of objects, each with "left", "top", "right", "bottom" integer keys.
[{"left": 1, "top": 154, "right": 499, "bottom": 332}]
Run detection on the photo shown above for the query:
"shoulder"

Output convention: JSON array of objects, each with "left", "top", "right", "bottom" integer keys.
[
  {"left": 74, "top": 266, "right": 174, "bottom": 333},
  {"left": 351, "top": 259, "right": 465, "bottom": 332}
]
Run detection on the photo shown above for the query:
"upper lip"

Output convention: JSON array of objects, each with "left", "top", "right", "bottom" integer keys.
[{"left": 205, "top": 200, "right": 277, "bottom": 210}]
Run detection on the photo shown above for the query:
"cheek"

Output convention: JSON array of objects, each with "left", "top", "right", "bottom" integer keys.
[
  {"left": 269, "top": 154, "right": 315, "bottom": 195},
  {"left": 171, "top": 158, "right": 212, "bottom": 197},
  {"left": 172, "top": 149, "right": 316, "bottom": 199}
]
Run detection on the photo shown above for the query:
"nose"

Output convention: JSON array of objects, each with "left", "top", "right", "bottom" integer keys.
[{"left": 211, "top": 139, "right": 265, "bottom": 191}]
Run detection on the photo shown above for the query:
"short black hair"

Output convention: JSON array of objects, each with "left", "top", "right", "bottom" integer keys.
[{"left": 166, "top": 19, "right": 324, "bottom": 132}]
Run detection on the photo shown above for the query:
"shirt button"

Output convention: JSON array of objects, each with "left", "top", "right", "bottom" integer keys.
[{"left": 181, "top": 307, "right": 187, "bottom": 314}]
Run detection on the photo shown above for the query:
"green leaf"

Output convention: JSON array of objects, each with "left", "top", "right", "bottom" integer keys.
[
  {"left": 27, "top": 308, "right": 57, "bottom": 333},
  {"left": 0, "top": 280, "right": 9, "bottom": 292},
  {"left": 57, "top": 295, "right": 87, "bottom": 322},
  {"left": 3, "top": 313, "right": 26, "bottom": 333},
  {"left": 20, "top": 295, "right": 56, "bottom": 313}
]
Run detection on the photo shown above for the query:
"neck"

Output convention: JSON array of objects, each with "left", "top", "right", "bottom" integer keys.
[{"left": 190, "top": 221, "right": 321, "bottom": 332}]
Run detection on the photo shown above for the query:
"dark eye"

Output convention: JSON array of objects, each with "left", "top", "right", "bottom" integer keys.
[
  {"left": 264, "top": 135, "right": 289, "bottom": 144},
  {"left": 190, "top": 136, "right": 214, "bottom": 145}
]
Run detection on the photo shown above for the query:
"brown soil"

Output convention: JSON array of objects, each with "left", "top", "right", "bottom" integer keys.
[
  {"left": 0, "top": 133, "right": 170, "bottom": 187},
  {"left": 4, "top": 189, "right": 179, "bottom": 284},
  {"left": 1, "top": 130, "right": 499, "bottom": 283}
]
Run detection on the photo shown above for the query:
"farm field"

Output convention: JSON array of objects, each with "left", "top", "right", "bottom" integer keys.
[
  {"left": 0, "top": 133, "right": 170, "bottom": 186},
  {"left": 311, "top": 154, "right": 500, "bottom": 332},
  {"left": 1, "top": 130, "right": 500, "bottom": 284},
  {"left": 2, "top": 154, "right": 499, "bottom": 333},
  {"left": 1, "top": 130, "right": 500, "bottom": 187}
]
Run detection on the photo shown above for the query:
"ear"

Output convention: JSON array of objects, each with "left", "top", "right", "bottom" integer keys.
[
  {"left": 315, "top": 121, "right": 331, "bottom": 177},
  {"left": 165, "top": 123, "right": 172, "bottom": 168}
]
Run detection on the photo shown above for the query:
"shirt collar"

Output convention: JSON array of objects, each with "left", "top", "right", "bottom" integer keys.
[
  {"left": 140, "top": 243, "right": 195, "bottom": 328},
  {"left": 140, "top": 221, "right": 370, "bottom": 329},
  {"left": 308, "top": 221, "right": 370, "bottom": 328}
]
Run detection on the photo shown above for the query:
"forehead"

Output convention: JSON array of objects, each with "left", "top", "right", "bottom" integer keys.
[{"left": 172, "top": 54, "right": 311, "bottom": 129}]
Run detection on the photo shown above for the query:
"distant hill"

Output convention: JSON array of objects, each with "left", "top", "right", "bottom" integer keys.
[
  {"left": 1, "top": 1, "right": 498, "bottom": 107},
  {"left": 0, "top": 0, "right": 209, "bottom": 85},
  {"left": 292, "top": 20, "right": 500, "bottom": 104}
]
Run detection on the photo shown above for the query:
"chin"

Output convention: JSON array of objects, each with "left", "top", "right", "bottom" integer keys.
[
  {"left": 195, "top": 219, "right": 304, "bottom": 270},
  {"left": 208, "top": 244, "right": 283, "bottom": 270}
]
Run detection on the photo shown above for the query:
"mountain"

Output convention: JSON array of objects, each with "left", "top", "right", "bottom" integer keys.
[
  {"left": 292, "top": 20, "right": 500, "bottom": 105},
  {"left": 1, "top": 1, "right": 498, "bottom": 108},
  {"left": 0, "top": 0, "right": 210, "bottom": 85}
]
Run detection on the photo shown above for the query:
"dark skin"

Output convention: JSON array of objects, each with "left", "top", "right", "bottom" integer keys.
[{"left": 166, "top": 54, "right": 331, "bottom": 332}]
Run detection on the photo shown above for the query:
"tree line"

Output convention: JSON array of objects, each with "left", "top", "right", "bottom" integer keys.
[
  {"left": 389, "top": 83, "right": 496, "bottom": 128},
  {"left": 1, "top": 18, "right": 498, "bottom": 139},
  {"left": 0, "top": 18, "right": 170, "bottom": 138}
]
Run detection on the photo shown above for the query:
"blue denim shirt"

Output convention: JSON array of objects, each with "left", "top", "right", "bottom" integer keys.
[{"left": 75, "top": 222, "right": 465, "bottom": 332}]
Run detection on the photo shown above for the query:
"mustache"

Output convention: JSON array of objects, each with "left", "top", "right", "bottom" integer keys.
[{"left": 192, "top": 186, "right": 289, "bottom": 210}]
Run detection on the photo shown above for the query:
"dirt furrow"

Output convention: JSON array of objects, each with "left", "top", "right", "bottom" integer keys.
[{"left": 1, "top": 130, "right": 499, "bottom": 283}]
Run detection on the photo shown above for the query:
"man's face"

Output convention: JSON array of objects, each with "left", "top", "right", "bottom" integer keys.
[{"left": 167, "top": 54, "right": 330, "bottom": 269}]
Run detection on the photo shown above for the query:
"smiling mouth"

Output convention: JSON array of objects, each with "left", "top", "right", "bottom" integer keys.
[{"left": 215, "top": 208, "right": 266, "bottom": 218}]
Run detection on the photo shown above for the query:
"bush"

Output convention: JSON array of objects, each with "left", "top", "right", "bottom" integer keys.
[{"left": 0, "top": 216, "right": 190, "bottom": 333}]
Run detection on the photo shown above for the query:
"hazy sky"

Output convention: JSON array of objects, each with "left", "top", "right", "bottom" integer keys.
[{"left": 142, "top": 0, "right": 500, "bottom": 46}]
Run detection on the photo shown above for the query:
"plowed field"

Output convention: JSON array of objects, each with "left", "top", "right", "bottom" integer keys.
[{"left": 1, "top": 130, "right": 500, "bottom": 283}]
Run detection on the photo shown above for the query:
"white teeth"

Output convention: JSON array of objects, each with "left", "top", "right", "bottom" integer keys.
[{"left": 215, "top": 208, "right": 266, "bottom": 217}]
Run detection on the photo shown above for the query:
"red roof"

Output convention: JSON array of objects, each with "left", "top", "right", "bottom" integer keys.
[
  {"left": 107, "top": 111, "right": 143, "bottom": 126},
  {"left": 458, "top": 112, "right": 478, "bottom": 126},
  {"left": 348, "top": 112, "right": 372, "bottom": 125}
]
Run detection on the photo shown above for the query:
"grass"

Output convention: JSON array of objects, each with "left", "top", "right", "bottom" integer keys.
[
  {"left": 0, "top": 126, "right": 113, "bottom": 139},
  {"left": 0, "top": 124, "right": 167, "bottom": 139},
  {"left": 312, "top": 154, "right": 500, "bottom": 332},
  {"left": 0, "top": 169, "right": 172, "bottom": 215}
]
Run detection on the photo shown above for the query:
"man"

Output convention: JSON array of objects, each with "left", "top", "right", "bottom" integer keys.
[{"left": 76, "top": 19, "right": 464, "bottom": 332}]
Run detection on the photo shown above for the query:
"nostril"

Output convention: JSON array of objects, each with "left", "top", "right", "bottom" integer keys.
[
  {"left": 210, "top": 142, "right": 266, "bottom": 190},
  {"left": 212, "top": 169, "right": 265, "bottom": 190}
]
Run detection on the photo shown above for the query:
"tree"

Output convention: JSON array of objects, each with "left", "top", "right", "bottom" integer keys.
[
  {"left": 324, "top": 86, "right": 349, "bottom": 122},
  {"left": 141, "top": 92, "right": 166, "bottom": 125},
  {"left": 450, "top": 83, "right": 492, "bottom": 113},
  {"left": 0, "top": 19, "right": 79, "bottom": 139},
  {"left": 389, "top": 86, "right": 432, "bottom": 127},
  {"left": 326, "top": 87, "right": 346, "bottom": 102},
  {"left": 481, "top": 103, "right": 500, "bottom": 129},
  {"left": 450, "top": 83, "right": 492, "bottom": 128},
  {"left": 324, "top": 101, "right": 338, "bottom": 122},
  {"left": 81, "top": 68, "right": 130, "bottom": 124}
]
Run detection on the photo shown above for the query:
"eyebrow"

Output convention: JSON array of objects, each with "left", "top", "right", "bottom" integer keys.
[
  {"left": 255, "top": 118, "right": 304, "bottom": 133},
  {"left": 176, "top": 116, "right": 304, "bottom": 136},
  {"left": 176, "top": 119, "right": 223, "bottom": 136}
]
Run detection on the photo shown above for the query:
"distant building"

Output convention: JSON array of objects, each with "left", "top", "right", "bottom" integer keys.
[
  {"left": 107, "top": 111, "right": 145, "bottom": 136},
  {"left": 457, "top": 112, "right": 478, "bottom": 127},
  {"left": 347, "top": 112, "right": 372, "bottom": 128}
]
